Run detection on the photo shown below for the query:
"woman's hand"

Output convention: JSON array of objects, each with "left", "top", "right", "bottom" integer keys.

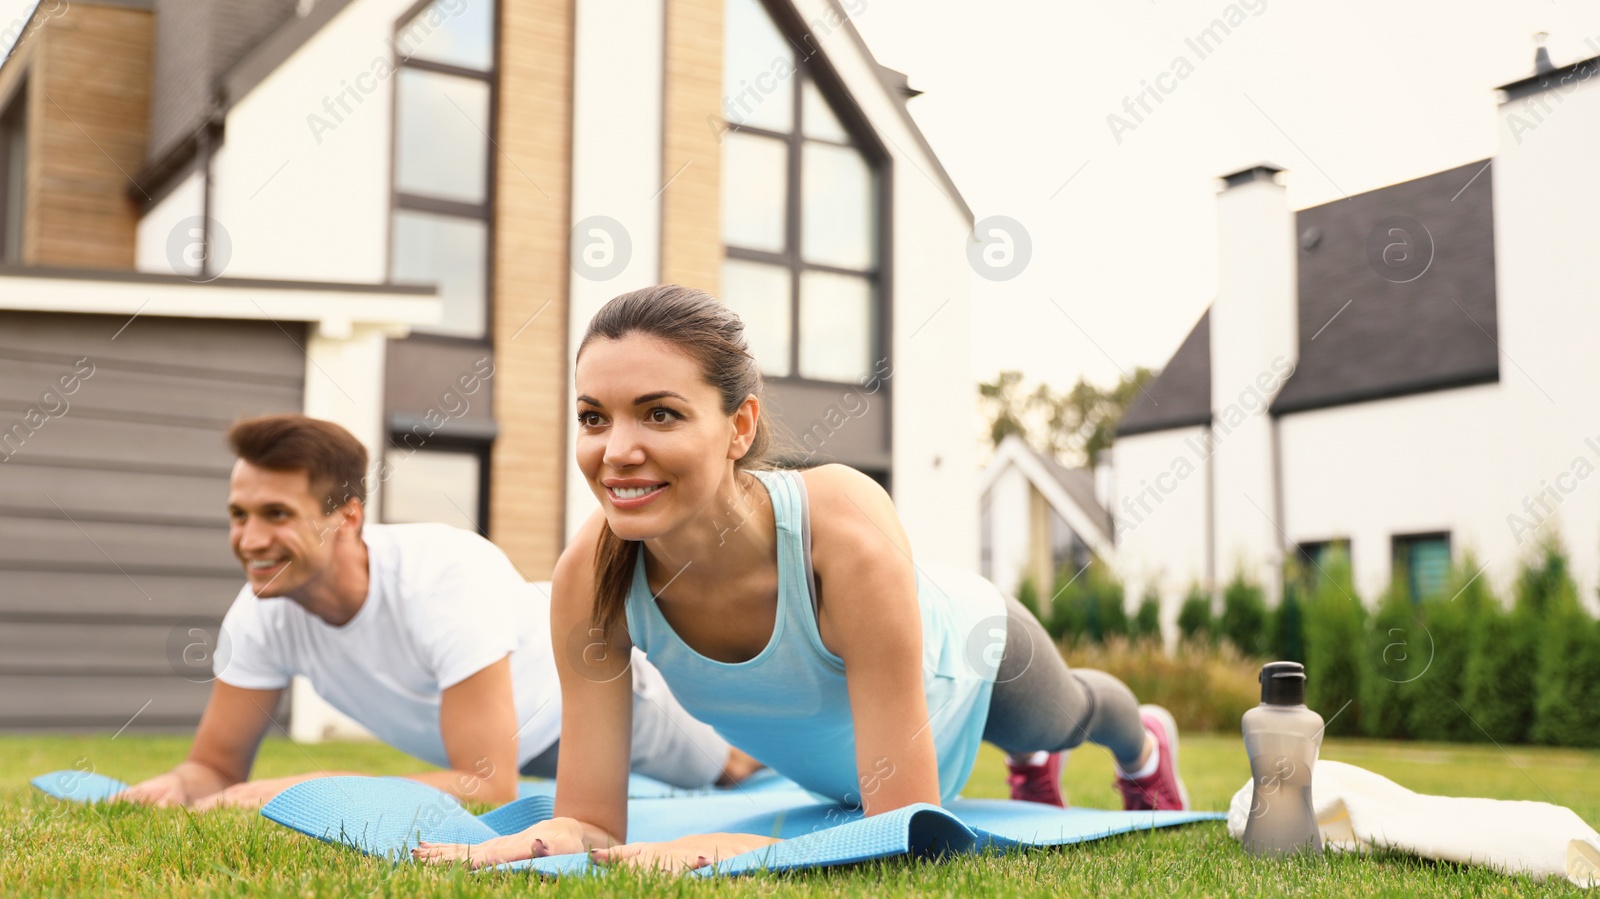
[
  {"left": 412, "top": 816, "right": 590, "bottom": 869},
  {"left": 590, "top": 833, "right": 780, "bottom": 873}
]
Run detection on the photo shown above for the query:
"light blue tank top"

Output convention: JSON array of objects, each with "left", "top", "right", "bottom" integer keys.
[{"left": 623, "top": 468, "right": 1006, "bottom": 806}]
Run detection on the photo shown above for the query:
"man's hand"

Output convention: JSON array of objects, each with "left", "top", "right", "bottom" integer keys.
[
  {"left": 413, "top": 816, "right": 591, "bottom": 869},
  {"left": 590, "top": 833, "right": 781, "bottom": 872},
  {"left": 114, "top": 772, "right": 190, "bottom": 808},
  {"left": 190, "top": 774, "right": 311, "bottom": 811}
]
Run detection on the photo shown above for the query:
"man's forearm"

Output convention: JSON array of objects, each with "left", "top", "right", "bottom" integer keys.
[{"left": 171, "top": 759, "right": 241, "bottom": 802}]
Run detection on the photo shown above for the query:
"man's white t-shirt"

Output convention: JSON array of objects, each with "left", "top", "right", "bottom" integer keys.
[{"left": 214, "top": 522, "right": 561, "bottom": 769}]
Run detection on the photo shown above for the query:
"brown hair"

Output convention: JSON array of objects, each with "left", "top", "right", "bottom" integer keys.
[
  {"left": 578, "top": 285, "right": 777, "bottom": 634},
  {"left": 227, "top": 414, "right": 369, "bottom": 514}
]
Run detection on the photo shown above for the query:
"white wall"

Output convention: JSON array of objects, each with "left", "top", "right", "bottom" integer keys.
[
  {"left": 1208, "top": 173, "right": 1297, "bottom": 602},
  {"left": 1278, "top": 384, "right": 1520, "bottom": 602},
  {"left": 1483, "top": 66, "right": 1600, "bottom": 608},
  {"left": 204, "top": 0, "right": 420, "bottom": 284},
  {"left": 984, "top": 462, "right": 1034, "bottom": 601},
  {"left": 135, "top": 171, "right": 204, "bottom": 275},
  {"left": 563, "top": 0, "right": 666, "bottom": 544},
  {"left": 1110, "top": 426, "right": 1211, "bottom": 636},
  {"left": 784, "top": 0, "right": 979, "bottom": 570}
]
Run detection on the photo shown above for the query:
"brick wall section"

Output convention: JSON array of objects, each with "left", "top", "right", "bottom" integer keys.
[
  {"left": 660, "top": 0, "right": 722, "bottom": 294},
  {"left": 490, "top": 0, "right": 572, "bottom": 579},
  {"left": 26, "top": 4, "right": 154, "bottom": 268}
]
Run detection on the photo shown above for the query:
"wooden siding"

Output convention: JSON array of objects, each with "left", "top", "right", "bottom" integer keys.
[
  {"left": 488, "top": 0, "right": 572, "bottom": 580},
  {"left": 8, "top": 4, "right": 154, "bottom": 269},
  {"left": 660, "top": 0, "right": 722, "bottom": 294}
]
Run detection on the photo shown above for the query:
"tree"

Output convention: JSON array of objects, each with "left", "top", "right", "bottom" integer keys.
[
  {"left": 1304, "top": 548, "right": 1365, "bottom": 736},
  {"left": 1406, "top": 553, "right": 1492, "bottom": 742},
  {"left": 977, "top": 370, "right": 1030, "bottom": 451},
  {"left": 1220, "top": 571, "right": 1268, "bottom": 656},
  {"left": 1176, "top": 586, "right": 1214, "bottom": 645},
  {"left": 1131, "top": 591, "right": 1162, "bottom": 644},
  {"left": 978, "top": 367, "right": 1157, "bottom": 467}
]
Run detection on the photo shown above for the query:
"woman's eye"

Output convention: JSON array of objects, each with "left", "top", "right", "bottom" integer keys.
[
  {"left": 577, "top": 411, "right": 602, "bottom": 427},
  {"left": 648, "top": 407, "right": 679, "bottom": 423}
]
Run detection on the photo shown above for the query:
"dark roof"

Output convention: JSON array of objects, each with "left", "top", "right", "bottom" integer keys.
[
  {"left": 1116, "top": 308, "right": 1212, "bottom": 436},
  {"left": 1118, "top": 155, "right": 1502, "bottom": 435},
  {"left": 1033, "top": 450, "right": 1113, "bottom": 543},
  {"left": 1498, "top": 53, "right": 1600, "bottom": 102},
  {"left": 135, "top": 0, "right": 300, "bottom": 202},
  {"left": 1271, "top": 158, "right": 1498, "bottom": 415}
]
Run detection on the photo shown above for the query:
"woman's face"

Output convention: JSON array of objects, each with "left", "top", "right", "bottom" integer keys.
[{"left": 575, "top": 333, "right": 746, "bottom": 541}]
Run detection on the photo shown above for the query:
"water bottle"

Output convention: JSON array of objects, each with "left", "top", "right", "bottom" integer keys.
[{"left": 1241, "top": 661, "right": 1323, "bottom": 857}]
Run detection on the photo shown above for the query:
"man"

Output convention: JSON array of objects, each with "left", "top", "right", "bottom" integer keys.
[{"left": 119, "top": 414, "right": 758, "bottom": 809}]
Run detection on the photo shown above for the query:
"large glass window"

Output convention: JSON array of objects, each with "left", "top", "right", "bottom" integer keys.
[
  {"left": 389, "top": 0, "right": 496, "bottom": 339},
  {"left": 720, "top": 0, "right": 881, "bottom": 385}
]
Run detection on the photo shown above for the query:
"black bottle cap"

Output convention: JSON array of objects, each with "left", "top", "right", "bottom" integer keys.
[{"left": 1259, "top": 661, "right": 1307, "bottom": 706}]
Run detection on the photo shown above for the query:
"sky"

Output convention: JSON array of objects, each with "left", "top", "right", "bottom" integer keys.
[{"left": 4, "top": 0, "right": 1597, "bottom": 394}]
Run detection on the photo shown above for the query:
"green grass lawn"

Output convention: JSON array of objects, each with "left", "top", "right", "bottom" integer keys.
[{"left": 4, "top": 732, "right": 1597, "bottom": 896}]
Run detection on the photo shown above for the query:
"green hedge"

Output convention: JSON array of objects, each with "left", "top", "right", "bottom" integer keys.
[
  {"left": 1008, "top": 541, "right": 1600, "bottom": 741},
  {"left": 1176, "top": 586, "right": 1214, "bottom": 645},
  {"left": 1220, "top": 573, "right": 1268, "bottom": 656}
]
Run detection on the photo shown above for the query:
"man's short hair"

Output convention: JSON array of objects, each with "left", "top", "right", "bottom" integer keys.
[{"left": 228, "top": 414, "right": 368, "bottom": 514}]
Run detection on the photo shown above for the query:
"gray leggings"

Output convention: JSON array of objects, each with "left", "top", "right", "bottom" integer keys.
[
  {"left": 982, "top": 595, "right": 1148, "bottom": 767},
  {"left": 519, "top": 653, "right": 730, "bottom": 788}
]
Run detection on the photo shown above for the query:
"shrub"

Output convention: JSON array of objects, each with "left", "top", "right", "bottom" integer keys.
[
  {"left": 1177, "top": 585, "right": 1214, "bottom": 645},
  {"left": 1303, "top": 548, "right": 1365, "bottom": 735},
  {"left": 1361, "top": 575, "right": 1418, "bottom": 739},
  {"left": 1048, "top": 559, "right": 1126, "bottom": 645},
  {"left": 1065, "top": 637, "right": 1258, "bottom": 733},
  {"left": 1465, "top": 539, "right": 1566, "bottom": 744},
  {"left": 1047, "top": 565, "right": 1088, "bottom": 642},
  {"left": 1531, "top": 554, "right": 1595, "bottom": 746},
  {"left": 1406, "top": 553, "right": 1492, "bottom": 742},
  {"left": 1016, "top": 574, "right": 1042, "bottom": 625},
  {"left": 1131, "top": 590, "right": 1162, "bottom": 644},
  {"left": 1220, "top": 572, "right": 1268, "bottom": 656},
  {"left": 1462, "top": 600, "right": 1532, "bottom": 743},
  {"left": 1269, "top": 575, "right": 1307, "bottom": 664}
]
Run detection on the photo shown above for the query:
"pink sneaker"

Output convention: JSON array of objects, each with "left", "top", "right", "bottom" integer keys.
[
  {"left": 1006, "top": 751, "right": 1067, "bottom": 807},
  {"left": 1114, "top": 705, "right": 1191, "bottom": 811}
]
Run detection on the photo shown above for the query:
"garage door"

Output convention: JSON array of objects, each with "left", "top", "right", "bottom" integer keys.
[{"left": 0, "top": 311, "right": 304, "bottom": 731}]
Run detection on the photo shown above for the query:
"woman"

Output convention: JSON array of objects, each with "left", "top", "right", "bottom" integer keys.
[{"left": 416, "top": 286, "right": 1188, "bottom": 871}]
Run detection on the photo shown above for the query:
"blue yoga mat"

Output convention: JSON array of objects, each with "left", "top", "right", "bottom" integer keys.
[
  {"left": 259, "top": 775, "right": 1224, "bottom": 876},
  {"left": 29, "top": 769, "right": 736, "bottom": 805},
  {"left": 30, "top": 770, "right": 130, "bottom": 804}
]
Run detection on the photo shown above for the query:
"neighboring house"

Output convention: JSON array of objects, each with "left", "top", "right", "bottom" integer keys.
[
  {"left": 1113, "top": 49, "right": 1600, "bottom": 617},
  {"left": 0, "top": 0, "right": 976, "bottom": 736},
  {"left": 978, "top": 434, "right": 1114, "bottom": 604}
]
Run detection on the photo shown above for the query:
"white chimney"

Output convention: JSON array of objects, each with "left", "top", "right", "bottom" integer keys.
[{"left": 1208, "top": 163, "right": 1297, "bottom": 599}]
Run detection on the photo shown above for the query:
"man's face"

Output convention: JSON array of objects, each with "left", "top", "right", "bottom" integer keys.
[{"left": 227, "top": 460, "right": 350, "bottom": 598}]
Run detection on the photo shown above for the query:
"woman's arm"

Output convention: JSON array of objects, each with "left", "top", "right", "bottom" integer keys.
[
  {"left": 415, "top": 513, "right": 634, "bottom": 866},
  {"left": 805, "top": 464, "right": 944, "bottom": 814}
]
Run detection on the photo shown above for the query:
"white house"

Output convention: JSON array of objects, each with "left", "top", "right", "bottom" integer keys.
[
  {"left": 979, "top": 433, "right": 1114, "bottom": 604},
  {"left": 1113, "top": 48, "right": 1600, "bottom": 617},
  {"left": 0, "top": 0, "right": 976, "bottom": 736}
]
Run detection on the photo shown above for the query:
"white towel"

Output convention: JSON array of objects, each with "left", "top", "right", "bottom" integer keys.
[{"left": 1227, "top": 759, "right": 1600, "bottom": 887}]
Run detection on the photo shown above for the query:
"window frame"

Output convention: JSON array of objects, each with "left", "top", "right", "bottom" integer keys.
[
  {"left": 1391, "top": 531, "right": 1452, "bottom": 603},
  {"left": 381, "top": 436, "right": 493, "bottom": 537},
  {"left": 386, "top": 0, "right": 499, "bottom": 345},
  {"left": 722, "top": 0, "right": 893, "bottom": 390}
]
